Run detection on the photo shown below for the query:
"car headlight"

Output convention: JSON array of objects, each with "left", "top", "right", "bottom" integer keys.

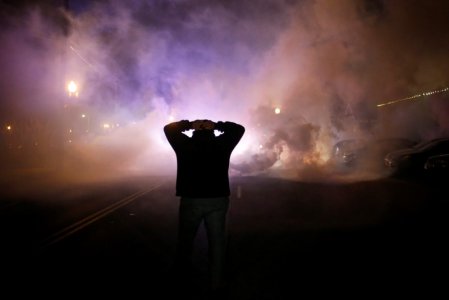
[{"left": 399, "top": 155, "right": 411, "bottom": 161}]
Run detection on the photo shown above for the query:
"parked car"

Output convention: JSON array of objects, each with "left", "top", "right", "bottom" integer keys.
[
  {"left": 331, "top": 139, "right": 366, "bottom": 167},
  {"left": 425, "top": 153, "right": 449, "bottom": 170},
  {"left": 331, "top": 137, "right": 417, "bottom": 170},
  {"left": 369, "top": 138, "right": 417, "bottom": 162},
  {"left": 423, "top": 153, "right": 449, "bottom": 181},
  {"left": 384, "top": 138, "right": 449, "bottom": 176}
]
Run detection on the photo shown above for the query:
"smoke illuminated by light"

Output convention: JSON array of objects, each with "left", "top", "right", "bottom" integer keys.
[{"left": 1, "top": 0, "right": 449, "bottom": 182}]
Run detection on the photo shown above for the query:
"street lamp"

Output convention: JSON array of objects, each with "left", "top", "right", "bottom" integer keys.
[{"left": 67, "top": 80, "right": 79, "bottom": 97}]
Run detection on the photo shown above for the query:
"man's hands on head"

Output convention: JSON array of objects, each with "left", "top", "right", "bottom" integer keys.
[{"left": 192, "top": 119, "right": 215, "bottom": 130}]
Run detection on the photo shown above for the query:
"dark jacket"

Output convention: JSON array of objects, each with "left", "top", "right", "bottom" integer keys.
[{"left": 164, "top": 120, "right": 245, "bottom": 198}]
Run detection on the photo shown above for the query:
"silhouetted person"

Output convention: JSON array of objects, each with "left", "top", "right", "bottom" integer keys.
[{"left": 164, "top": 119, "right": 245, "bottom": 296}]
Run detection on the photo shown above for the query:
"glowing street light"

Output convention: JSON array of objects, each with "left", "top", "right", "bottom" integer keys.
[
  {"left": 377, "top": 86, "right": 449, "bottom": 108},
  {"left": 67, "top": 80, "right": 79, "bottom": 97},
  {"left": 81, "top": 114, "right": 90, "bottom": 132}
]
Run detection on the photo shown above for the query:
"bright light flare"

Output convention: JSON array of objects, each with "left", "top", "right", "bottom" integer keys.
[
  {"left": 67, "top": 80, "right": 79, "bottom": 97},
  {"left": 274, "top": 107, "right": 281, "bottom": 114},
  {"left": 6, "top": 125, "right": 11, "bottom": 131},
  {"left": 232, "top": 132, "right": 261, "bottom": 157},
  {"left": 103, "top": 123, "right": 111, "bottom": 129}
]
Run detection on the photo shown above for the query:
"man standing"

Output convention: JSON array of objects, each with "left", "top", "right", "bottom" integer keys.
[{"left": 164, "top": 119, "right": 245, "bottom": 295}]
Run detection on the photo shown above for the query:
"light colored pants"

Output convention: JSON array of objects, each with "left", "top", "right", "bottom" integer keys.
[{"left": 175, "top": 197, "right": 229, "bottom": 288}]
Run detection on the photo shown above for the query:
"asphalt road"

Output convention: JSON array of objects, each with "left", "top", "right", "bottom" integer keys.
[{"left": 1, "top": 173, "right": 448, "bottom": 299}]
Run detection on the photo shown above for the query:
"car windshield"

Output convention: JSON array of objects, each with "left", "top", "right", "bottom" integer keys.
[
  {"left": 412, "top": 141, "right": 430, "bottom": 149},
  {"left": 413, "top": 139, "right": 449, "bottom": 151},
  {"left": 431, "top": 154, "right": 449, "bottom": 159},
  {"left": 333, "top": 139, "right": 365, "bottom": 155}
]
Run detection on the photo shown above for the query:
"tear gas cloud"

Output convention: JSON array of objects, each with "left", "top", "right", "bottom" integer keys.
[{"left": 1, "top": 0, "right": 449, "bottom": 183}]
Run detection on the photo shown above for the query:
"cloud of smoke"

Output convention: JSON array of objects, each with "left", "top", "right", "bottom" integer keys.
[{"left": 1, "top": 0, "right": 449, "bottom": 184}]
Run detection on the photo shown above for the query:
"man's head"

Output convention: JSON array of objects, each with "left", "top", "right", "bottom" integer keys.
[
  {"left": 192, "top": 119, "right": 215, "bottom": 141},
  {"left": 192, "top": 119, "right": 214, "bottom": 131}
]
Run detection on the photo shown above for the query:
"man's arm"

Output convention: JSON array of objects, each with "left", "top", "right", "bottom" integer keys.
[
  {"left": 164, "top": 120, "right": 192, "bottom": 149},
  {"left": 215, "top": 121, "right": 245, "bottom": 149}
]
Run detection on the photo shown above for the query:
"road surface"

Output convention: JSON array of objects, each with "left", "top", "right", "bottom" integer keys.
[{"left": 0, "top": 173, "right": 447, "bottom": 299}]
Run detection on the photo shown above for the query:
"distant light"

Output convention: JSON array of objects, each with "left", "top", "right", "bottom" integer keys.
[
  {"left": 81, "top": 114, "right": 86, "bottom": 118},
  {"left": 103, "top": 123, "right": 110, "bottom": 129},
  {"left": 259, "top": 144, "right": 263, "bottom": 149},
  {"left": 67, "top": 80, "right": 79, "bottom": 97},
  {"left": 67, "top": 81, "right": 77, "bottom": 92},
  {"left": 274, "top": 107, "right": 281, "bottom": 114},
  {"left": 6, "top": 125, "right": 11, "bottom": 131},
  {"left": 377, "top": 86, "right": 449, "bottom": 107}
]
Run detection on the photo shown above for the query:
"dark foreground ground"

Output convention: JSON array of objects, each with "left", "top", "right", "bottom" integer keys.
[{"left": 1, "top": 173, "right": 448, "bottom": 299}]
